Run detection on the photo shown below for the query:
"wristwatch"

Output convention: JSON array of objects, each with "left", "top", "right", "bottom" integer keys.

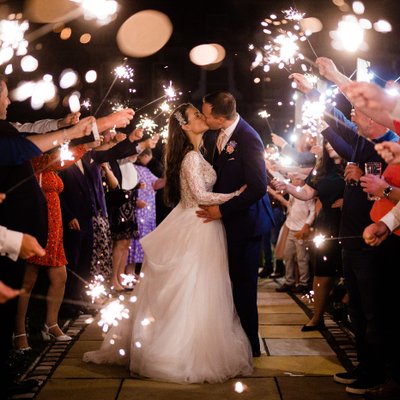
[{"left": 383, "top": 185, "right": 393, "bottom": 199}]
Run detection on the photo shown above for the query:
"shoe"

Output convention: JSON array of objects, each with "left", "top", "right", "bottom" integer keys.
[
  {"left": 13, "top": 333, "right": 32, "bottom": 353},
  {"left": 334, "top": 368, "right": 360, "bottom": 384},
  {"left": 275, "top": 284, "right": 294, "bottom": 292},
  {"left": 258, "top": 266, "right": 272, "bottom": 278},
  {"left": 292, "top": 285, "right": 309, "bottom": 294},
  {"left": 41, "top": 323, "right": 72, "bottom": 342},
  {"left": 365, "top": 379, "right": 400, "bottom": 400},
  {"left": 252, "top": 350, "right": 261, "bottom": 357},
  {"left": 7, "top": 379, "right": 40, "bottom": 397},
  {"left": 301, "top": 321, "right": 326, "bottom": 332},
  {"left": 346, "top": 376, "right": 385, "bottom": 395}
]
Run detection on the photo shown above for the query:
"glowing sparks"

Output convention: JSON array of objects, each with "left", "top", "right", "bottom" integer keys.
[
  {"left": 86, "top": 275, "right": 108, "bottom": 303},
  {"left": 234, "top": 381, "right": 248, "bottom": 393},
  {"left": 81, "top": 99, "right": 92, "bottom": 110},
  {"left": 163, "top": 81, "right": 179, "bottom": 100},
  {"left": 114, "top": 64, "right": 134, "bottom": 82},
  {"left": 71, "top": 0, "right": 119, "bottom": 25},
  {"left": 330, "top": 15, "right": 365, "bottom": 52},
  {"left": 282, "top": 8, "right": 305, "bottom": 21},
  {"left": 258, "top": 110, "right": 271, "bottom": 119},
  {"left": 313, "top": 234, "right": 326, "bottom": 248},
  {"left": 98, "top": 299, "right": 130, "bottom": 333},
  {"left": 120, "top": 273, "right": 138, "bottom": 289},
  {"left": 159, "top": 101, "right": 171, "bottom": 113},
  {"left": 136, "top": 115, "right": 158, "bottom": 133},
  {"left": 0, "top": 18, "right": 29, "bottom": 65},
  {"left": 250, "top": 9, "right": 309, "bottom": 72},
  {"left": 60, "top": 141, "right": 74, "bottom": 167}
]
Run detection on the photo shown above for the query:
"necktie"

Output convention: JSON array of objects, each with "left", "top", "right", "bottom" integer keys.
[{"left": 216, "top": 129, "right": 227, "bottom": 154}]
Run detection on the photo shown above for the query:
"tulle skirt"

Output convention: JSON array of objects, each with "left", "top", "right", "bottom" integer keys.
[{"left": 83, "top": 202, "right": 253, "bottom": 384}]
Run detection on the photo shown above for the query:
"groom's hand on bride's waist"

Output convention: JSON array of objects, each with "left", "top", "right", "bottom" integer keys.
[{"left": 196, "top": 205, "right": 222, "bottom": 223}]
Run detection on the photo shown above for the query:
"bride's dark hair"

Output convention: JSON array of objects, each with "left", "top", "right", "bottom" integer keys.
[{"left": 164, "top": 103, "right": 194, "bottom": 207}]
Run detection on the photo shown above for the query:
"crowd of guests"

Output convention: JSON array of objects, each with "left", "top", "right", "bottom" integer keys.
[
  {"left": 0, "top": 72, "right": 166, "bottom": 397},
  {"left": 2, "top": 52, "right": 400, "bottom": 399},
  {"left": 257, "top": 57, "right": 400, "bottom": 400}
]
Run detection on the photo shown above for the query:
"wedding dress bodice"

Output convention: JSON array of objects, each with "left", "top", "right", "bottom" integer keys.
[{"left": 179, "top": 151, "right": 237, "bottom": 208}]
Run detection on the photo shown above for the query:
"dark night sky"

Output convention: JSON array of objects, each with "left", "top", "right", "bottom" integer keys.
[{"left": 2, "top": 0, "right": 400, "bottom": 143}]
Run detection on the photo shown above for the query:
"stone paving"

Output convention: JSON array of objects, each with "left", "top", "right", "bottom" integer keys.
[{"left": 14, "top": 278, "right": 357, "bottom": 400}]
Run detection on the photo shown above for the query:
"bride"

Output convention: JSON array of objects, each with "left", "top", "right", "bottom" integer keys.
[{"left": 83, "top": 103, "right": 253, "bottom": 383}]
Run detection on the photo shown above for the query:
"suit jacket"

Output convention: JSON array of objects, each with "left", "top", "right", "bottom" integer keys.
[
  {"left": 0, "top": 121, "right": 48, "bottom": 247},
  {"left": 205, "top": 118, "right": 274, "bottom": 241}
]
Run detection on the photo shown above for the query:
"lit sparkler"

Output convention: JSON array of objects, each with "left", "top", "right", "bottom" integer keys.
[
  {"left": 98, "top": 298, "right": 130, "bottom": 333},
  {"left": 71, "top": 0, "right": 119, "bottom": 25},
  {"left": 59, "top": 141, "right": 74, "bottom": 167},
  {"left": 86, "top": 275, "right": 108, "bottom": 303},
  {"left": 81, "top": 99, "right": 92, "bottom": 110},
  {"left": 283, "top": 8, "right": 305, "bottom": 21},
  {"left": 136, "top": 115, "right": 158, "bottom": 134},
  {"left": 120, "top": 273, "right": 138, "bottom": 289},
  {"left": 0, "top": 17, "right": 29, "bottom": 65},
  {"left": 114, "top": 64, "right": 134, "bottom": 82}
]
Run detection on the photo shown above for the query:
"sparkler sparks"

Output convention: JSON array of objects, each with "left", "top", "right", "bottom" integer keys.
[
  {"left": 86, "top": 275, "right": 108, "bottom": 303},
  {"left": 98, "top": 299, "right": 130, "bottom": 333},
  {"left": 136, "top": 115, "right": 158, "bottom": 134},
  {"left": 114, "top": 64, "right": 134, "bottom": 82},
  {"left": 71, "top": 0, "right": 119, "bottom": 25},
  {"left": 282, "top": 8, "right": 305, "bottom": 21},
  {"left": 163, "top": 81, "right": 179, "bottom": 100},
  {"left": 0, "top": 17, "right": 29, "bottom": 65},
  {"left": 313, "top": 234, "right": 326, "bottom": 248},
  {"left": 60, "top": 142, "right": 74, "bottom": 167}
]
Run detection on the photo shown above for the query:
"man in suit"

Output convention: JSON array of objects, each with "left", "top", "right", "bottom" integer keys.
[{"left": 199, "top": 91, "right": 274, "bottom": 356}]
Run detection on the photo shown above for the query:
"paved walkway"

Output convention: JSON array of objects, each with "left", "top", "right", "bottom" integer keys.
[{"left": 21, "top": 278, "right": 356, "bottom": 400}]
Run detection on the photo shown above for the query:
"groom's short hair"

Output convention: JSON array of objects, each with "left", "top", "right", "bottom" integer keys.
[{"left": 203, "top": 91, "right": 236, "bottom": 120}]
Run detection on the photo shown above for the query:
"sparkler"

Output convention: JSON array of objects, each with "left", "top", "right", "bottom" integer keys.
[
  {"left": 98, "top": 298, "right": 130, "bottom": 333},
  {"left": 120, "top": 273, "right": 138, "bottom": 289},
  {"left": 86, "top": 275, "right": 108, "bottom": 303},
  {"left": 94, "top": 58, "right": 133, "bottom": 117},
  {"left": 136, "top": 115, "right": 159, "bottom": 134},
  {"left": 0, "top": 17, "right": 29, "bottom": 65},
  {"left": 134, "top": 81, "right": 181, "bottom": 114},
  {"left": 250, "top": 8, "right": 319, "bottom": 73},
  {"left": 258, "top": 110, "right": 274, "bottom": 133},
  {"left": 59, "top": 141, "right": 75, "bottom": 167},
  {"left": 311, "top": 234, "right": 362, "bottom": 248},
  {"left": 71, "top": 0, "right": 119, "bottom": 25}
]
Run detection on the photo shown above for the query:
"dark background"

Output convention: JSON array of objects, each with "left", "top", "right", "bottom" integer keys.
[{"left": 2, "top": 0, "right": 400, "bottom": 144}]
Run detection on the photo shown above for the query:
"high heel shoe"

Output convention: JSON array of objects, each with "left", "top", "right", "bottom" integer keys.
[
  {"left": 41, "top": 324, "right": 72, "bottom": 342},
  {"left": 301, "top": 321, "right": 326, "bottom": 332},
  {"left": 13, "top": 333, "right": 32, "bottom": 353}
]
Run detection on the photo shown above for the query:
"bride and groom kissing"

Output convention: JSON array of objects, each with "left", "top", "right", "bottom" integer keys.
[{"left": 84, "top": 90, "right": 275, "bottom": 383}]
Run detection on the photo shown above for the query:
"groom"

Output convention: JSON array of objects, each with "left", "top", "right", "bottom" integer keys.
[{"left": 198, "top": 90, "right": 274, "bottom": 357}]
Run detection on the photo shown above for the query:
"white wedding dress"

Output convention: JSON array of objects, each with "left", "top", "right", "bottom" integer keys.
[{"left": 83, "top": 151, "right": 253, "bottom": 383}]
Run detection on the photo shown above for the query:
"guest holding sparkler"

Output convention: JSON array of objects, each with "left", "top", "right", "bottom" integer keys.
[
  {"left": 291, "top": 61, "right": 398, "bottom": 395},
  {"left": 273, "top": 140, "right": 345, "bottom": 330}
]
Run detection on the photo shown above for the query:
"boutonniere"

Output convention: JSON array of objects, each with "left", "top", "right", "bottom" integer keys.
[{"left": 225, "top": 140, "right": 237, "bottom": 154}]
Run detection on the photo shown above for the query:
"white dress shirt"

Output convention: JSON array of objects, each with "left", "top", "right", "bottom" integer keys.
[
  {"left": 218, "top": 114, "right": 240, "bottom": 150},
  {"left": 0, "top": 225, "right": 23, "bottom": 261},
  {"left": 285, "top": 194, "right": 316, "bottom": 231},
  {"left": 381, "top": 200, "right": 400, "bottom": 232}
]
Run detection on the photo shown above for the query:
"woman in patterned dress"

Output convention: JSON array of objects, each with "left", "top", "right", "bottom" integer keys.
[{"left": 127, "top": 148, "right": 165, "bottom": 274}]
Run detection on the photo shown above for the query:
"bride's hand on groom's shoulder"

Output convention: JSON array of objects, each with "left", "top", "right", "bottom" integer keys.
[{"left": 196, "top": 205, "right": 221, "bottom": 223}]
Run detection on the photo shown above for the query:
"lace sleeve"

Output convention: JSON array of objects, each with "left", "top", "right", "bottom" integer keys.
[{"left": 181, "top": 151, "right": 239, "bottom": 205}]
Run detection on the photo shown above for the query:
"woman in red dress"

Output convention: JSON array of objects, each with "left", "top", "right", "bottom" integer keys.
[{"left": 14, "top": 145, "right": 87, "bottom": 350}]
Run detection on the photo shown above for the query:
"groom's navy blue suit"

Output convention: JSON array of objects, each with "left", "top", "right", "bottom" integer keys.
[{"left": 204, "top": 117, "right": 274, "bottom": 354}]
